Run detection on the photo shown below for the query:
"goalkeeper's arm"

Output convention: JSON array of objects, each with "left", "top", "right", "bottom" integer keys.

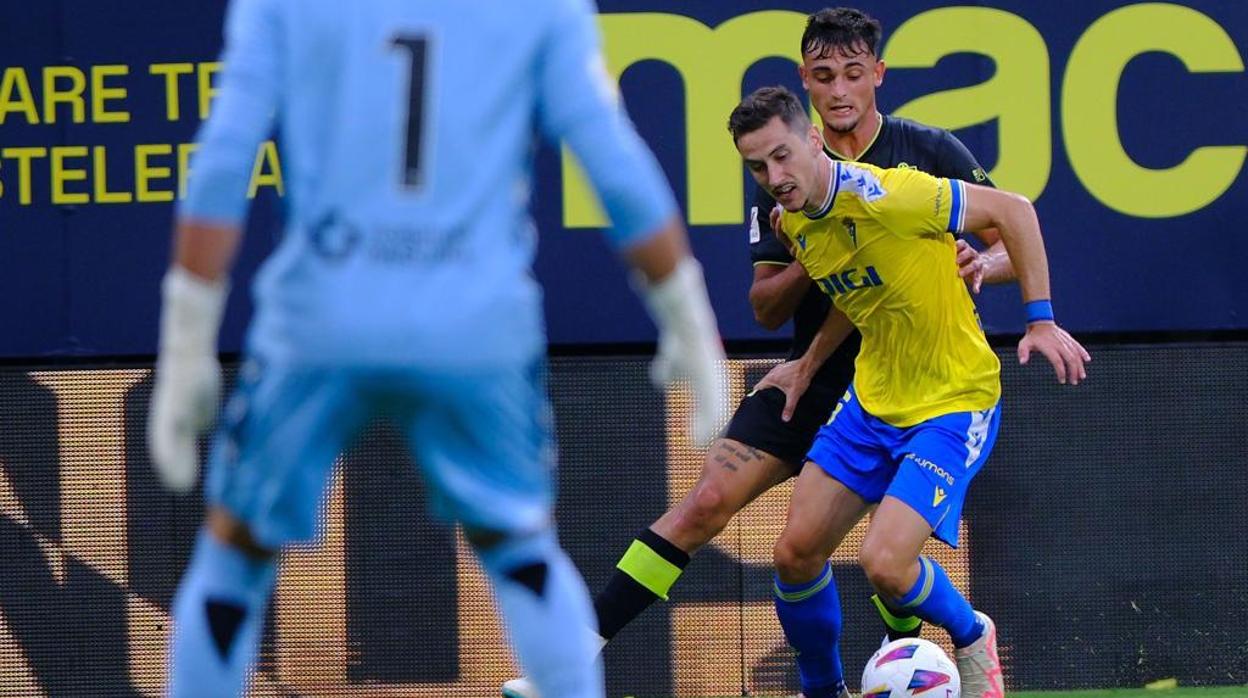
[{"left": 147, "top": 219, "right": 240, "bottom": 492}]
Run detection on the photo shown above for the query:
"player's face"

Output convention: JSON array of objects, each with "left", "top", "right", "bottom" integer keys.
[
  {"left": 799, "top": 42, "right": 885, "bottom": 134},
  {"left": 736, "top": 116, "right": 824, "bottom": 212}
]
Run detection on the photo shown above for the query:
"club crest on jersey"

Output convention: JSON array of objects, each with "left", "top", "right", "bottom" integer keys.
[{"left": 815, "top": 266, "right": 884, "bottom": 297}]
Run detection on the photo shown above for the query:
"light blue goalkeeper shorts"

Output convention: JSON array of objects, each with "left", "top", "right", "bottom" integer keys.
[
  {"left": 205, "top": 353, "right": 555, "bottom": 549},
  {"left": 805, "top": 384, "right": 1000, "bottom": 547}
]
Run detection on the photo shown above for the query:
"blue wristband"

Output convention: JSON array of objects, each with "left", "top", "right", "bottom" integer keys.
[{"left": 1025, "top": 299, "right": 1055, "bottom": 324}]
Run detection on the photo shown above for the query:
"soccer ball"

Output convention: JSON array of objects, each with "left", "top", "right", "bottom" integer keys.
[{"left": 860, "top": 638, "right": 961, "bottom": 698}]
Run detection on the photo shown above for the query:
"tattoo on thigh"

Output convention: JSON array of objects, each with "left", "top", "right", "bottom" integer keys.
[{"left": 715, "top": 443, "right": 768, "bottom": 471}]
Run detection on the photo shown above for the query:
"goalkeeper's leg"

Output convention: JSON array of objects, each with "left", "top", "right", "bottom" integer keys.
[
  {"left": 475, "top": 527, "right": 603, "bottom": 698},
  {"left": 168, "top": 512, "right": 278, "bottom": 698}
]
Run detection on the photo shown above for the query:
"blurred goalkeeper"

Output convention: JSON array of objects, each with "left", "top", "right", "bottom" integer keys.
[{"left": 146, "top": 0, "right": 727, "bottom": 696}]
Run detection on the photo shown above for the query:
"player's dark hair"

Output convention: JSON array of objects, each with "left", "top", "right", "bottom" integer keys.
[
  {"left": 727, "top": 86, "right": 810, "bottom": 142},
  {"left": 801, "top": 7, "right": 883, "bottom": 60}
]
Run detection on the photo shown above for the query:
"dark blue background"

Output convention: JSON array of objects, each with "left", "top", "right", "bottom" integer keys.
[{"left": 2, "top": 1, "right": 1245, "bottom": 358}]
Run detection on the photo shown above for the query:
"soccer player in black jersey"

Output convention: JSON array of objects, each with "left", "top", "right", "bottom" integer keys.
[{"left": 504, "top": 8, "right": 1016, "bottom": 698}]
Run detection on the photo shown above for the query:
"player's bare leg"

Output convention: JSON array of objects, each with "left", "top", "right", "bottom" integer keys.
[
  {"left": 771, "top": 464, "right": 871, "bottom": 698},
  {"left": 652, "top": 438, "right": 795, "bottom": 550},
  {"left": 593, "top": 437, "right": 794, "bottom": 638},
  {"left": 860, "top": 496, "right": 1003, "bottom": 698}
]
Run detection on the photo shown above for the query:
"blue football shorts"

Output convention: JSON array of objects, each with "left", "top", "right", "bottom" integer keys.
[
  {"left": 205, "top": 354, "right": 555, "bottom": 549},
  {"left": 805, "top": 384, "right": 1001, "bottom": 547}
]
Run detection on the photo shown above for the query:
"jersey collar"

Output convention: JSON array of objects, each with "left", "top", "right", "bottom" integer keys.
[
  {"left": 823, "top": 111, "right": 885, "bottom": 162},
  {"left": 803, "top": 156, "right": 840, "bottom": 220}
]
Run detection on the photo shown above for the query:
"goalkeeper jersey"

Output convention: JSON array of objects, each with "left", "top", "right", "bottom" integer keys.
[{"left": 181, "top": 0, "right": 675, "bottom": 367}]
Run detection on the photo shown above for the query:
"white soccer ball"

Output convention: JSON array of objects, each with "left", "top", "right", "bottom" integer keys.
[{"left": 860, "top": 638, "right": 961, "bottom": 698}]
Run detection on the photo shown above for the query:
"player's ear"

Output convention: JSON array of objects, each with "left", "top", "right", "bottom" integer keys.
[
  {"left": 874, "top": 59, "right": 886, "bottom": 87},
  {"left": 798, "top": 62, "right": 810, "bottom": 91},
  {"left": 808, "top": 124, "right": 822, "bottom": 153}
]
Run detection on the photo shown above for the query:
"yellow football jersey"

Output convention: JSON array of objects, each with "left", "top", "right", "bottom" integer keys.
[{"left": 780, "top": 159, "right": 1000, "bottom": 427}]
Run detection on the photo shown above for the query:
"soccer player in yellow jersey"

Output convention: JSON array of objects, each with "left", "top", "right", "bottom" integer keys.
[{"left": 730, "top": 86, "right": 1089, "bottom": 698}]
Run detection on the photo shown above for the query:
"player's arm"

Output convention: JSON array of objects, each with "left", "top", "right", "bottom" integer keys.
[
  {"left": 751, "top": 262, "right": 811, "bottom": 330},
  {"left": 958, "top": 183, "right": 1091, "bottom": 384},
  {"left": 149, "top": 0, "right": 282, "bottom": 492},
  {"left": 937, "top": 132, "right": 1015, "bottom": 291},
  {"left": 175, "top": 0, "right": 282, "bottom": 275},
  {"left": 754, "top": 304, "right": 854, "bottom": 420},
  {"left": 537, "top": 0, "right": 726, "bottom": 444},
  {"left": 747, "top": 188, "right": 811, "bottom": 330}
]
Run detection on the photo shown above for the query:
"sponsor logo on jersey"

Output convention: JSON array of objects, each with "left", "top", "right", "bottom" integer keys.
[
  {"left": 905, "top": 453, "right": 956, "bottom": 486},
  {"left": 815, "top": 265, "right": 884, "bottom": 297}
]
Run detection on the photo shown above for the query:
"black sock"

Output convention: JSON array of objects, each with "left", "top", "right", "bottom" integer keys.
[
  {"left": 872, "top": 593, "right": 924, "bottom": 641},
  {"left": 593, "top": 528, "right": 690, "bottom": 640}
]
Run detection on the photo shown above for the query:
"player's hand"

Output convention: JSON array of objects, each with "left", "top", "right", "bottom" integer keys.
[
  {"left": 147, "top": 267, "right": 228, "bottom": 492},
  {"left": 754, "top": 360, "right": 812, "bottom": 422},
  {"left": 769, "top": 205, "right": 784, "bottom": 236},
  {"left": 955, "top": 239, "right": 986, "bottom": 294},
  {"left": 148, "top": 352, "right": 221, "bottom": 492},
  {"left": 650, "top": 328, "right": 728, "bottom": 448},
  {"left": 640, "top": 258, "right": 729, "bottom": 447},
  {"left": 1018, "top": 322, "right": 1091, "bottom": 385},
  {"left": 770, "top": 205, "right": 793, "bottom": 255}
]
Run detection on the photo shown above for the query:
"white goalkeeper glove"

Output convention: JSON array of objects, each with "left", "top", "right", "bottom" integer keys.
[
  {"left": 148, "top": 266, "right": 228, "bottom": 493},
  {"left": 636, "top": 257, "right": 729, "bottom": 447}
]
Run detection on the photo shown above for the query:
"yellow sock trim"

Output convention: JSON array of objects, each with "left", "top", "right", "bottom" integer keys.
[
  {"left": 902, "top": 557, "right": 936, "bottom": 609},
  {"left": 773, "top": 564, "right": 834, "bottom": 603},
  {"left": 617, "top": 540, "right": 683, "bottom": 600},
  {"left": 871, "top": 594, "right": 923, "bottom": 632}
]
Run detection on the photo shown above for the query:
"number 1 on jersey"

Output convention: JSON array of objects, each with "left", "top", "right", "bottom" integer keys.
[{"left": 393, "top": 34, "right": 429, "bottom": 190}]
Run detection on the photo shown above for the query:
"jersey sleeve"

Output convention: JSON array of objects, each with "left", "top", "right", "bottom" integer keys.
[
  {"left": 749, "top": 184, "right": 793, "bottom": 266},
  {"left": 864, "top": 165, "right": 968, "bottom": 239},
  {"left": 936, "top": 131, "right": 995, "bottom": 189},
  {"left": 536, "top": 0, "right": 676, "bottom": 249},
  {"left": 180, "top": 0, "right": 282, "bottom": 225}
]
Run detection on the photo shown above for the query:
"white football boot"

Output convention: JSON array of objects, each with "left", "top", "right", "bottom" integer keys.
[{"left": 955, "top": 611, "right": 1005, "bottom": 698}]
